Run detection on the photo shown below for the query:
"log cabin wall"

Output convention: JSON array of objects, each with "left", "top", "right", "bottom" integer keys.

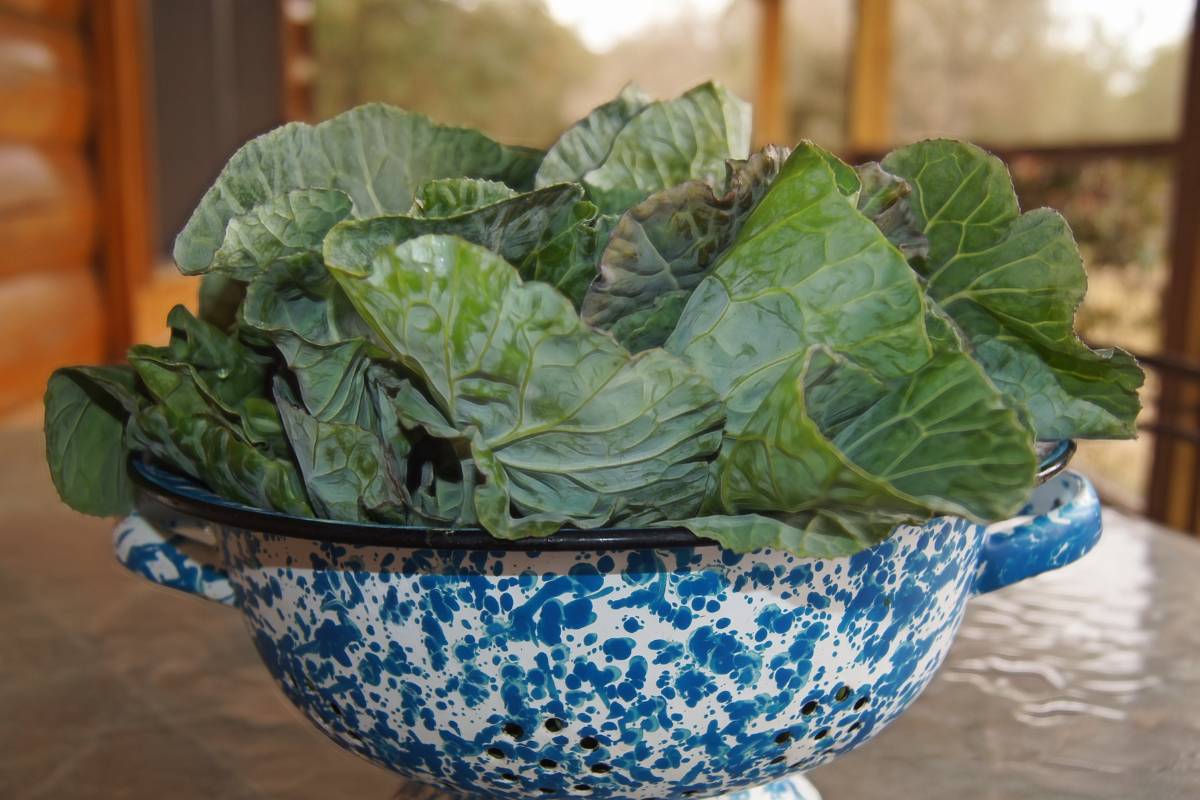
[
  {"left": 0, "top": 0, "right": 283, "bottom": 421},
  {"left": 0, "top": 0, "right": 106, "bottom": 414}
]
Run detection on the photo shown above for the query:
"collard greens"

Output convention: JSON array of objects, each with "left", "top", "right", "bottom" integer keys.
[{"left": 45, "top": 82, "right": 1142, "bottom": 556}]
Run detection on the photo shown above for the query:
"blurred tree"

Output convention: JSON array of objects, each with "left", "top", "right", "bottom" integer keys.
[
  {"left": 1124, "top": 42, "right": 1187, "bottom": 138},
  {"left": 315, "top": 0, "right": 594, "bottom": 147},
  {"left": 546, "top": 0, "right": 850, "bottom": 148},
  {"left": 1012, "top": 157, "right": 1172, "bottom": 269},
  {"left": 895, "top": 0, "right": 1117, "bottom": 142},
  {"left": 893, "top": 0, "right": 1188, "bottom": 144}
]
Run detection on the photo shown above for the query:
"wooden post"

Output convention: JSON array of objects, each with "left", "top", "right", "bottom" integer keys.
[
  {"left": 90, "top": 0, "right": 154, "bottom": 359},
  {"left": 847, "top": 0, "right": 893, "bottom": 156},
  {"left": 754, "top": 0, "right": 786, "bottom": 148},
  {"left": 280, "top": 0, "right": 315, "bottom": 121},
  {"left": 1148, "top": 0, "right": 1200, "bottom": 534}
]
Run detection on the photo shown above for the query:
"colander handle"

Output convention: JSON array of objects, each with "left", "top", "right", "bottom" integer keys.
[
  {"left": 973, "top": 470, "right": 1102, "bottom": 595},
  {"left": 112, "top": 514, "right": 237, "bottom": 606}
]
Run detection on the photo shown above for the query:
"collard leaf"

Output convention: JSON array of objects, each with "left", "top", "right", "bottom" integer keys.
[
  {"left": 581, "top": 145, "right": 789, "bottom": 348},
  {"left": 676, "top": 508, "right": 922, "bottom": 557},
  {"left": 368, "top": 366, "right": 477, "bottom": 526},
  {"left": 209, "top": 189, "right": 354, "bottom": 278},
  {"left": 126, "top": 336, "right": 310, "bottom": 517},
  {"left": 129, "top": 306, "right": 285, "bottom": 452},
  {"left": 127, "top": 399, "right": 313, "bottom": 517},
  {"left": 854, "top": 163, "right": 929, "bottom": 260},
  {"left": 323, "top": 183, "right": 582, "bottom": 277},
  {"left": 818, "top": 149, "right": 861, "bottom": 198},
  {"left": 322, "top": 183, "right": 603, "bottom": 304},
  {"left": 668, "top": 144, "right": 1035, "bottom": 554},
  {"left": 242, "top": 255, "right": 382, "bottom": 425},
  {"left": 328, "top": 234, "right": 724, "bottom": 538},
  {"left": 607, "top": 290, "right": 691, "bottom": 353},
  {"left": 412, "top": 178, "right": 519, "bottom": 217},
  {"left": 411, "top": 461, "right": 478, "bottom": 526},
  {"left": 367, "top": 364, "right": 461, "bottom": 441},
  {"left": 271, "top": 337, "right": 376, "bottom": 427},
  {"left": 198, "top": 273, "right": 246, "bottom": 331},
  {"left": 706, "top": 336, "right": 1035, "bottom": 552},
  {"left": 535, "top": 83, "right": 652, "bottom": 188},
  {"left": 881, "top": 140, "right": 1143, "bottom": 439},
  {"left": 275, "top": 379, "right": 407, "bottom": 522},
  {"left": 519, "top": 201, "right": 617, "bottom": 306},
  {"left": 44, "top": 366, "right": 142, "bottom": 517},
  {"left": 175, "top": 103, "right": 544, "bottom": 273},
  {"left": 667, "top": 143, "right": 932, "bottom": 407},
  {"left": 825, "top": 318, "right": 1036, "bottom": 521},
  {"left": 712, "top": 350, "right": 925, "bottom": 520},
  {"left": 582, "top": 82, "right": 752, "bottom": 214}
]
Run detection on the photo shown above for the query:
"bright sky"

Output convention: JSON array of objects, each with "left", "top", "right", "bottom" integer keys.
[
  {"left": 545, "top": 0, "right": 1193, "bottom": 57},
  {"left": 543, "top": 0, "right": 733, "bottom": 51},
  {"left": 1050, "top": 0, "right": 1194, "bottom": 64}
]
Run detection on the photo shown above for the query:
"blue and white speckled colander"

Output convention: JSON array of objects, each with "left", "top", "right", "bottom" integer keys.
[{"left": 114, "top": 444, "right": 1098, "bottom": 800}]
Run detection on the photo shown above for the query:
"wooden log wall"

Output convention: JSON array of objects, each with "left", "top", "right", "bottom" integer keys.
[
  {"left": 0, "top": 0, "right": 153, "bottom": 416},
  {"left": 0, "top": 0, "right": 104, "bottom": 414}
]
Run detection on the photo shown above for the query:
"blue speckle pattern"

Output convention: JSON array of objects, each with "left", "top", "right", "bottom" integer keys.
[
  {"left": 973, "top": 472, "right": 1102, "bottom": 595},
  {"left": 113, "top": 517, "right": 236, "bottom": 605},
  {"left": 113, "top": 473, "right": 1101, "bottom": 799}
]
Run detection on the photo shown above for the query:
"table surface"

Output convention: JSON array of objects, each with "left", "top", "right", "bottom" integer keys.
[{"left": 2, "top": 427, "right": 1197, "bottom": 800}]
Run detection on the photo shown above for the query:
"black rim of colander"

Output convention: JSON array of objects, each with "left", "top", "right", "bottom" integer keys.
[{"left": 129, "top": 440, "right": 1076, "bottom": 552}]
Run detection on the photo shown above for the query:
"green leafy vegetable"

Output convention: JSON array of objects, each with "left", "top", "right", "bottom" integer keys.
[
  {"left": 535, "top": 83, "right": 652, "bottom": 188},
  {"left": 881, "top": 140, "right": 1143, "bottom": 439},
  {"left": 327, "top": 234, "right": 723, "bottom": 537},
  {"left": 582, "top": 82, "right": 752, "bottom": 214},
  {"left": 274, "top": 378, "right": 407, "bottom": 522},
  {"left": 127, "top": 398, "right": 313, "bottom": 517},
  {"left": 581, "top": 145, "right": 789, "bottom": 349},
  {"left": 174, "top": 104, "right": 543, "bottom": 273},
  {"left": 322, "top": 182, "right": 592, "bottom": 300},
  {"left": 853, "top": 162, "right": 929, "bottom": 260},
  {"left": 197, "top": 273, "right": 246, "bottom": 331},
  {"left": 210, "top": 189, "right": 354, "bottom": 279},
  {"left": 45, "top": 82, "right": 1140, "bottom": 558},
  {"left": 412, "top": 178, "right": 520, "bottom": 217},
  {"left": 242, "top": 254, "right": 382, "bottom": 425},
  {"left": 44, "top": 366, "right": 141, "bottom": 517},
  {"left": 667, "top": 143, "right": 933, "bottom": 395},
  {"left": 668, "top": 144, "right": 1035, "bottom": 549}
]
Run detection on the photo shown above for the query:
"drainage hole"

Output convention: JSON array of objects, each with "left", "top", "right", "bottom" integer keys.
[
  {"left": 538, "top": 787, "right": 556, "bottom": 794},
  {"left": 487, "top": 747, "right": 506, "bottom": 760},
  {"left": 579, "top": 735, "right": 600, "bottom": 750},
  {"left": 590, "top": 763, "right": 611, "bottom": 775},
  {"left": 682, "top": 791, "right": 701, "bottom": 797},
  {"left": 813, "top": 727, "right": 830, "bottom": 740},
  {"left": 540, "top": 759, "right": 558, "bottom": 769},
  {"left": 573, "top": 785, "right": 593, "bottom": 793},
  {"left": 774, "top": 731, "right": 792, "bottom": 745},
  {"left": 327, "top": 701, "right": 344, "bottom": 719},
  {"left": 854, "top": 695, "right": 870, "bottom": 710},
  {"left": 834, "top": 685, "right": 851, "bottom": 702},
  {"left": 770, "top": 755, "right": 787, "bottom": 765},
  {"left": 504, "top": 722, "right": 526, "bottom": 739},
  {"left": 545, "top": 717, "right": 566, "bottom": 732},
  {"left": 848, "top": 721, "right": 862, "bottom": 732},
  {"left": 801, "top": 700, "right": 819, "bottom": 715}
]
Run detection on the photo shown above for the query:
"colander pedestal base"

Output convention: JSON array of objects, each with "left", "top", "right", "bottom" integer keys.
[
  {"left": 718, "top": 773, "right": 822, "bottom": 800},
  {"left": 387, "top": 774, "right": 822, "bottom": 800}
]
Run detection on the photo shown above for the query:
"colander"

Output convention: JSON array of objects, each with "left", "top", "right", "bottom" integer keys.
[{"left": 113, "top": 442, "right": 1097, "bottom": 799}]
